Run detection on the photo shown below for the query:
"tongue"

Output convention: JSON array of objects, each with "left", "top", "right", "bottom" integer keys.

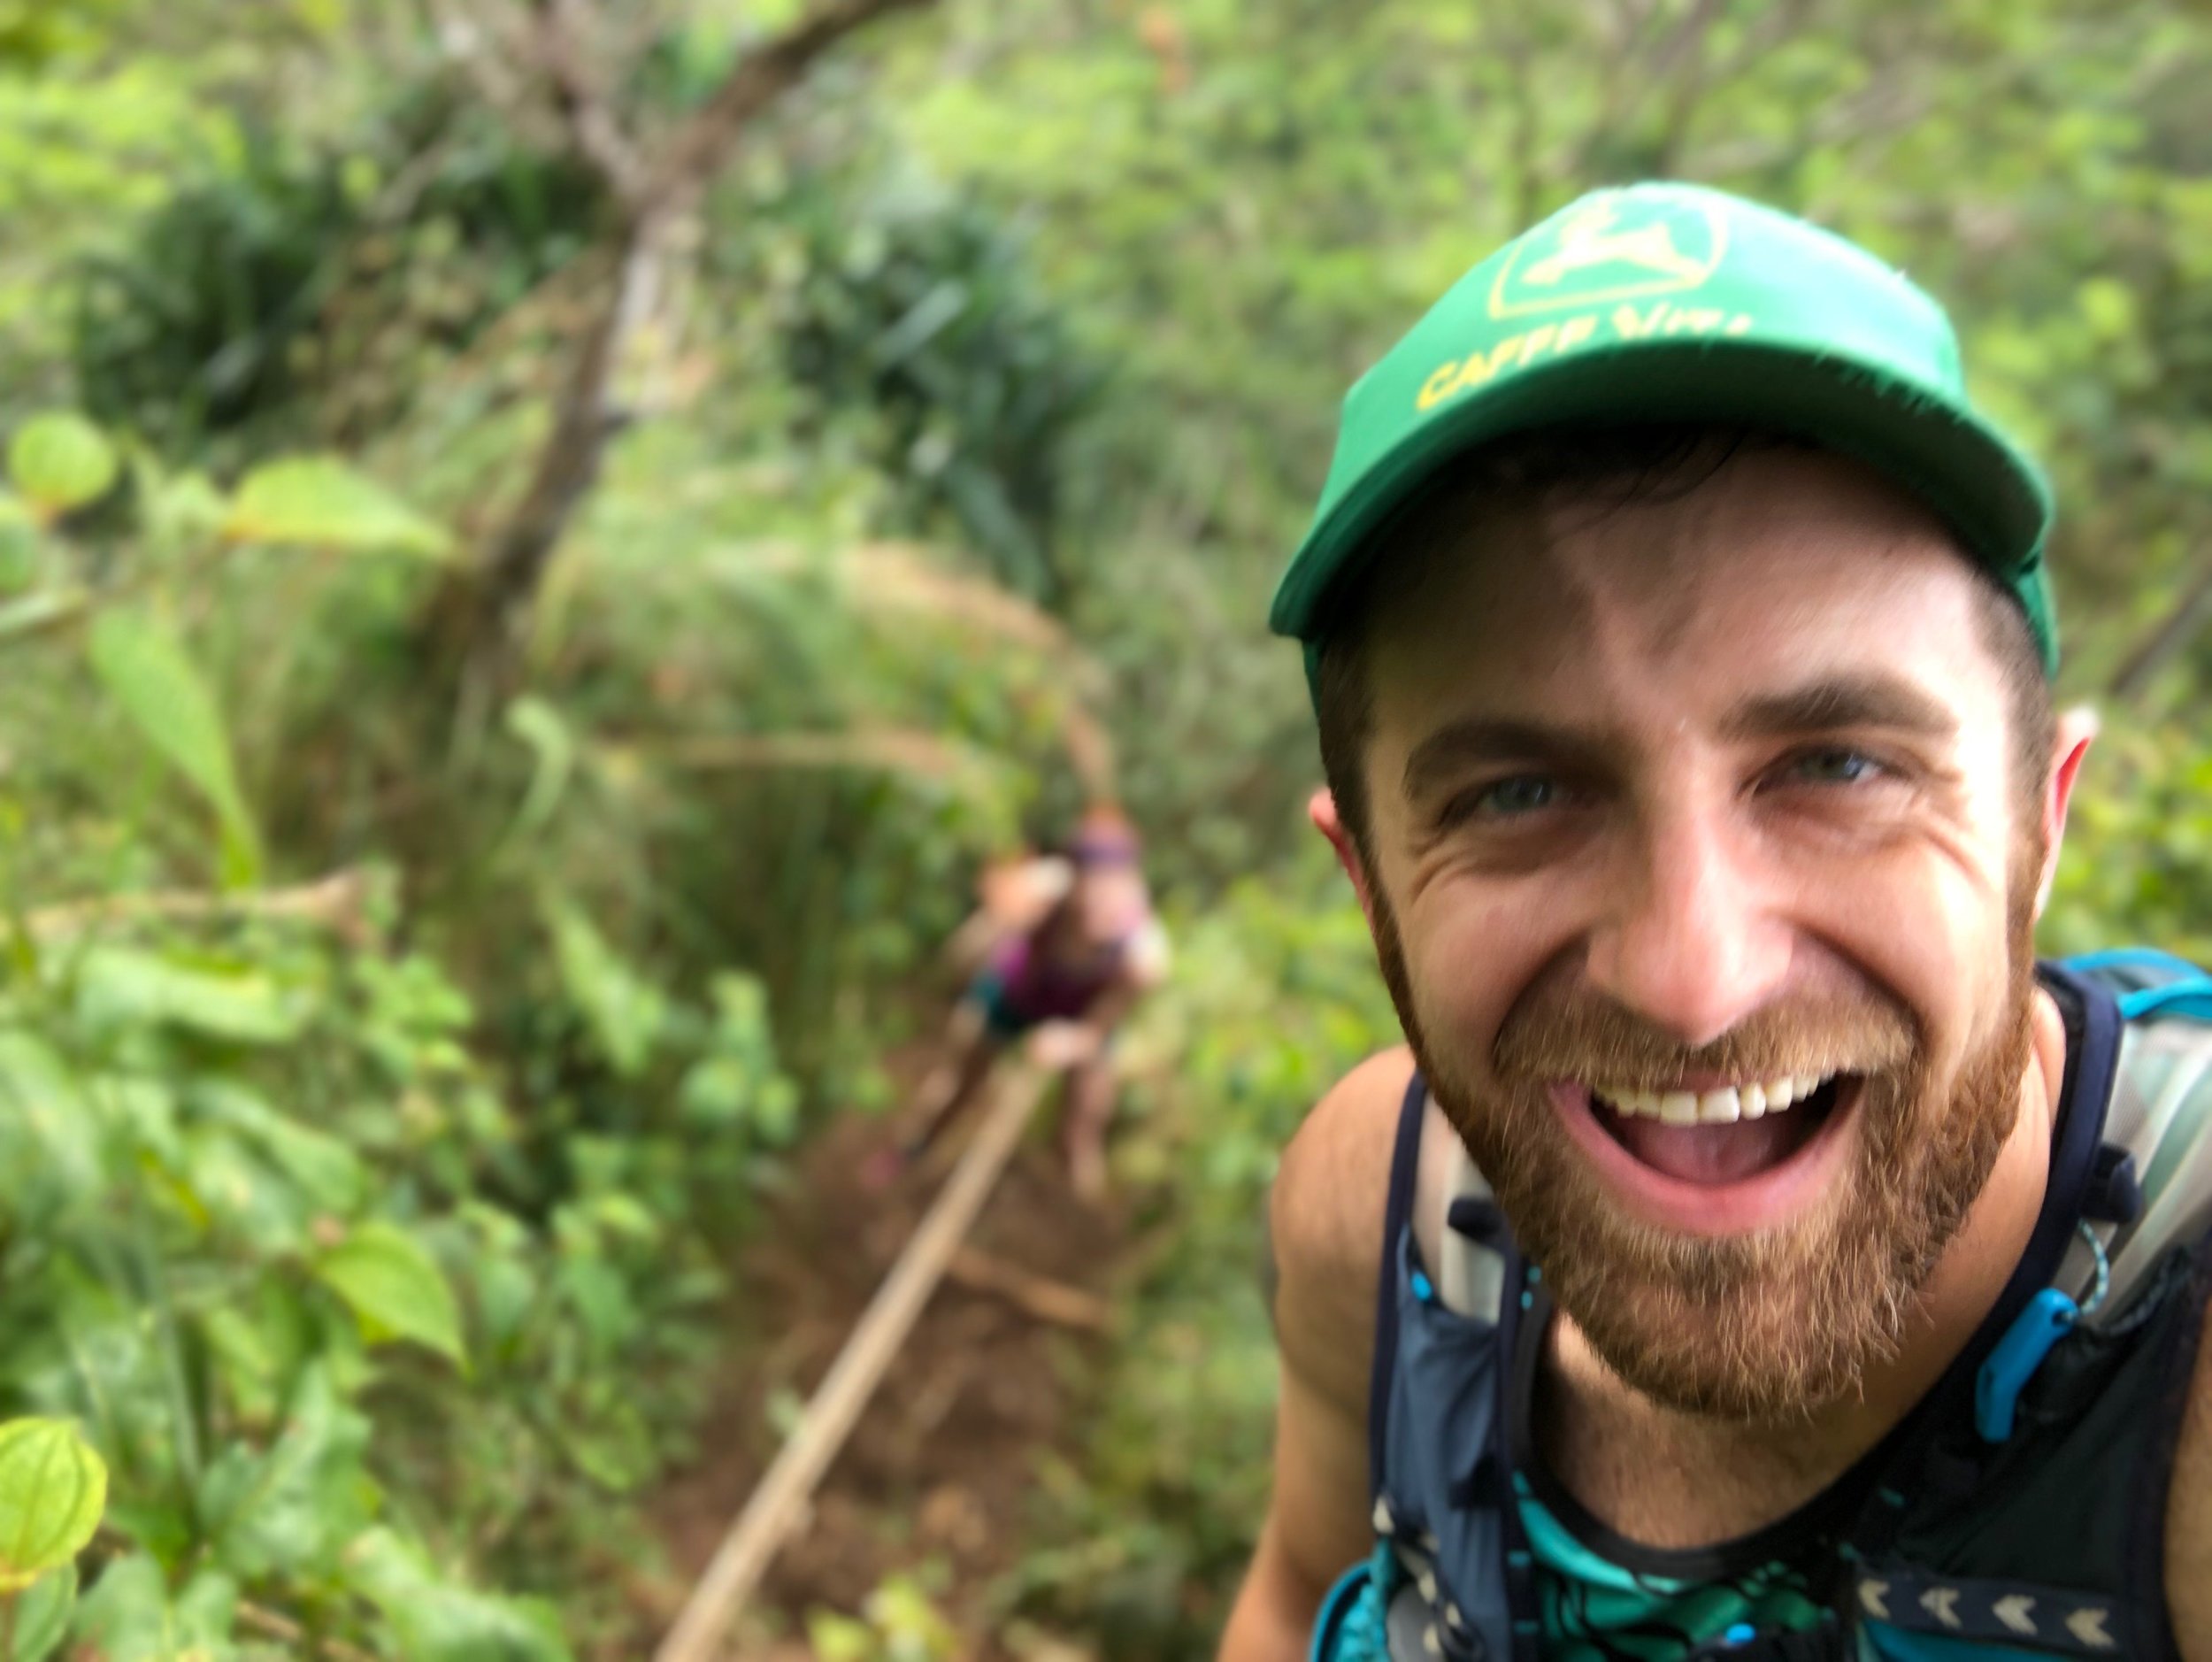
[{"left": 1607, "top": 1114, "right": 1801, "bottom": 1185}]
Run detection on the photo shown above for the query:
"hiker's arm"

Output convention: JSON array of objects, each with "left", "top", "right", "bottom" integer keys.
[
  {"left": 2168, "top": 1305, "right": 2212, "bottom": 1660},
  {"left": 944, "top": 857, "right": 1071, "bottom": 972},
  {"left": 941, "top": 905, "right": 1010, "bottom": 973},
  {"left": 1218, "top": 1050, "right": 1411, "bottom": 1661}
]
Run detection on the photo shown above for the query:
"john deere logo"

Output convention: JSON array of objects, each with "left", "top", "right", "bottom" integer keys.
[{"left": 1489, "top": 195, "right": 1728, "bottom": 319}]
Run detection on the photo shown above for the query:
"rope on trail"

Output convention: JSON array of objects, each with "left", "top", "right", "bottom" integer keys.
[{"left": 653, "top": 1064, "right": 1050, "bottom": 1662}]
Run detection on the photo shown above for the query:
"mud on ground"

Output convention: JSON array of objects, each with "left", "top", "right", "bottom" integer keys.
[{"left": 637, "top": 1104, "right": 1127, "bottom": 1660}]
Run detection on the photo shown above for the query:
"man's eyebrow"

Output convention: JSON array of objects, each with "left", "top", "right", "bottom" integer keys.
[
  {"left": 1722, "top": 674, "right": 1959, "bottom": 743},
  {"left": 1399, "top": 718, "right": 1610, "bottom": 800}
]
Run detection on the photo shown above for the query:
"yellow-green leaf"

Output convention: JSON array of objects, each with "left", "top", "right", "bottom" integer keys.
[
  {"left": 314, "top": 1221, "right": 466, "bottom": 1368},
  {"left": 0, "top": 1420, "right": 106, "bottom": 1595},
  {"left": 6, "top": 414, "right": 117, "bottom": 517},
  {"left": 86, "top": 609, "right": 261, "bottom": 885},
  {"left": 223, "top": 458, "right": 449, "bottom": 557}
]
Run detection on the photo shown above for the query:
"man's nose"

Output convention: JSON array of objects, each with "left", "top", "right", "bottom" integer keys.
[{"left": 1583, "top": 802, "right": 1792, "bottom": 1050}]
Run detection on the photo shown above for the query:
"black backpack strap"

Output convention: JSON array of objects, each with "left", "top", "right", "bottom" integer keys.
[{"left": 1369, "top": 1067, "right": 1427, "bottom": 1498}]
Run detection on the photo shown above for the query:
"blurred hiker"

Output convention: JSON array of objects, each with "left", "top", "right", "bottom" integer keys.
[
  {"left": 1223, "top": 182, "right": 2212, "bottom": 1661},
  {"left": 870, "top": 805, "right": 1168, "bottom": 1200}
]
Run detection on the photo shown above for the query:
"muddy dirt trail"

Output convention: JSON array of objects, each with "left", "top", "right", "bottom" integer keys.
[{"left": 635, "top": 1104, "right": 1128, "bottom": 1659}]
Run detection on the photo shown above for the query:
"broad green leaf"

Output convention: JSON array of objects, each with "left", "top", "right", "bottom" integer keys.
[
  {"left": 180, "top": 1127, "right": 308, "bottom": 1253},
  {"left": 542, "top": 899, "right": 664, "bottom": 1078},
  {"left": 12, "top": 1561, "right": 75, "bottom": 1662},
  {"left": 503, "top": 696, "right": 575, "bottom": 839},
  {"left": 223, "top": 457, "right": 449, "bottom": 558},
  {"left": 70, "top": 1553, "right": 236, "bottom": 1662},
  {"left": 314, "top": 1221, "right": 466, "bottom": 1367},
  {"left": 86, "top": 610, "right": 261, "bottom": 884},
  {"left": 6, "top": 414, "right": 116, "bottom": 517},
  {"left": 196, "top": 1366, "right": 373, "bottom": 1579},
  {"left": 197, "top": 1281, "right": 311, "bottom": 1428},
  {"left": 344, "top": 1527, "right": 572, "bottom": 1662},
  {"left": 0, "top": 1419, "right": 106, "bottom": 1593},
  {"left": 75, "top": 948, "right": 309, "bottom": 1044},
  {"left": 0, "top": 1031, "right": 99, "bottom": 1220},
  {"left": 193, "top": 1081, "right": 364, "bottom": 1211}
]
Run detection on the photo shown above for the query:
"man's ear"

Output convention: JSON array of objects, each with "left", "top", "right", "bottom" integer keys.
[
  {"left": 1309, "top": 787, "right": 1378, "bottom": 931},
  {"left": 2035, "top": 704, "right": 2098, "bottom": 918}
]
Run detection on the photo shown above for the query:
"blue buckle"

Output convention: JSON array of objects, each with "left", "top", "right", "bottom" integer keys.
[{"left": 1975, "top": 1287, "right": 2078, "bottom": 1442}]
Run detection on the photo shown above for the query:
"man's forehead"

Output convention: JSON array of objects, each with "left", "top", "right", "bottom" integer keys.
[{"left": 1362, "top": 448, "right": 2004, "bottom": 742}]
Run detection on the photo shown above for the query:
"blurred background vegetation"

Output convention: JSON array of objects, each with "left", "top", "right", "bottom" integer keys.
[{"left": 0, "top": 0, "right": 2206, "bottom": 1657}]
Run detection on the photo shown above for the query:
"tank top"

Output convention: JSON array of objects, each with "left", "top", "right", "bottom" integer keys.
[{"left": 990, "top": 930, "right": 1128, "bottom": 1024}]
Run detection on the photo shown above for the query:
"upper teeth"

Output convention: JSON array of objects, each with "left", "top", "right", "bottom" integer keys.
[{"left": 1595, "top": 1076, "right": 1824, "bottom": 1126}]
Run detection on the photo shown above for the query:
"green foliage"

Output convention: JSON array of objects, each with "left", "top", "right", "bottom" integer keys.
[
  {"left": 0, "top": 892, "right": 796, "bottom": 1654},
  {"left": 70, "top": 129, "right": 352, "bottom": 453},
  {"left": 2047, "top": 716, "right": 2212, "bottom": 965},
  {"left": 5, "top": 5, "right": 2212, "bottom": 1658},
  {"left": 345, "top": 1527, "right": 570, "bottom": 1662},
  {"left": 759, "top": 173, "right": 1104, "bottom": 604},
  {"left": 69, "top": 92, "right": 608, "bottom": 457},
  {"left": 0, "top": 404, "right": 819, "bottom": 1651},
  {"left": 313, "top": 1221, "right": 468, "bottom": 1368},
  {"left": 6, "top": 412, "right": 115, "bottom": 517},
  {"left": 88, "top": 609, "right": 264, "bottom": 886},
  {"left": 9, "top": 1562, "right": 75, "bottom": 1662},
  {"left": 73, "top": 1553, "right": 237, "bottom": 1661},
  {"left": 806, "top": 1574, "right": 962, "bottom": 1662},
  {"left": 224, "top": 456, "right": 450, "bottom": 557},
  {"left": 0, "top": 1418, "right": 105, "bottom": 1593}
]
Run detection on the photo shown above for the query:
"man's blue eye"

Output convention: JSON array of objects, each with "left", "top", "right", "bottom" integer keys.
[
  {"left": 1790, "top": 748, "right": 1878, "bottom": 784},
  {"left": 1471, "top": 776, "right": 1557, "bottom": 817}
]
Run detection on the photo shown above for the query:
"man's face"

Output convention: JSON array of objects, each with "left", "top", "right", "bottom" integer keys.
[{"left": 1345, "top": 448, "right": 2053, "bottom": 1420}]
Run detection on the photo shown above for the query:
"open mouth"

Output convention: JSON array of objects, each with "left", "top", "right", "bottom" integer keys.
[
  {"left": 1590, "top": 1073, "right": 1850, "bottom": 1186},
  {"left": 1549, "top": 1073, "right": 1863, "bottom": 1235}
]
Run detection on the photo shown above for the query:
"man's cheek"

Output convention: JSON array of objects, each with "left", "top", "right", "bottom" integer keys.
[{"left": 1407, "top": 919, "right": 1514, "bottom": 1059}]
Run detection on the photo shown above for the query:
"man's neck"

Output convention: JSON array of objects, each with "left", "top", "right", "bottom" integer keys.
[{"left": 1537, "top": 984, "right": 2070, "bottom": 1548}]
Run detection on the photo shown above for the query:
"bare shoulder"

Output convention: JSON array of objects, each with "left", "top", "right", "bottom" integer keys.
[
  {"left": 1268, "top": 1045, "right": 1417, "bottom": 1412},
  {"left": 2168, "top": 1295, "right": 2212, "bottom": 1660}
]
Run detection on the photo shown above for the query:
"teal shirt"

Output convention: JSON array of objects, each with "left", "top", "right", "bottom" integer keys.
[{"left": 1520, "top": 1491, "right": 1831, "bottom": 1658}]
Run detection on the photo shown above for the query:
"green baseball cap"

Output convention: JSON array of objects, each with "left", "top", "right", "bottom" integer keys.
[{"left": 1271, "top": 181, "right": 2058, "bottom": 675}]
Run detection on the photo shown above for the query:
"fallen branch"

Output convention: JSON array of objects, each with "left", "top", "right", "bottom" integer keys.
[
  {"left": 22, "top": 870, "right": 373, "bottom": 944},
  {"left": 947, "top": 1247, "right": 1115, "bottom": 1333},
  {"left": 653, "top": 1066, "right": 1048, "bottom": 1662}
]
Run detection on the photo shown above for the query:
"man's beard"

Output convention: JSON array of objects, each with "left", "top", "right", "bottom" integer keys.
[{"left": 1369, "top": 887, "right": 2039, "bottom": 1423}]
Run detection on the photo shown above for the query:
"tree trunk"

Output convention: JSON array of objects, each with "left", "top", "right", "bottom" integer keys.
[
  {"left": 424, "top": 0, "right": 940, "bottom": 711},
  {"left": 467, "top": 208, "right": 665, "bottom": 660}
]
